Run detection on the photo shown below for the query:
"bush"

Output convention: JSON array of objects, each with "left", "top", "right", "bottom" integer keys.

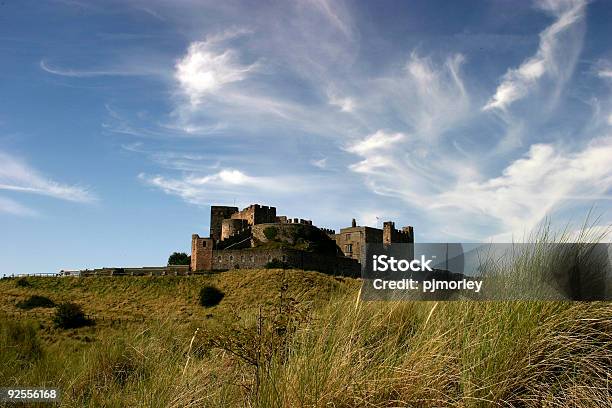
[
  {"left": 265, "top": 258, "right": 289, "bottom": 269},
  {"left": 15, "top": 277, "right": 31, "bottom": 287},
  {"left": 199, "top": 286, "right": 224, "bottom": 308},
  {"left": 263, "top": 226, "right": 278, "bottom": 240},
  {"left": 0, "top": 319, "right": 43, "bottom": 363},
  {"left": 16, "top": 295, "right": 55, "bottom": 310},
  {"left": 53, "top": 302, "right": 94, "bottom": 329},
  {"left": 168, "top": 252, "right": 190, "bottom": 266}
]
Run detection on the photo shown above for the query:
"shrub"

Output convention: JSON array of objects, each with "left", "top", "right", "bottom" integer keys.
[
  {"left": 15, "top": 277, "right": 31, "bottom": 287},
  {"left": 199, "top": 286, "right": 224, "bottom": 308},
  {"left": 263, "top": 226, "right": 278, "bottom": 240},
  {"left": 168, "top": 252, "right": 190, "bottom": 265},
  {"left": 16, "top": 295, "right": 55, "bottom": 310},
  {"left": 265, "top": 258, "right": 288, "bottom": 269},
  {"left": 53, "top": 302, "right": 94, "bottom": 329},
  {"left": 0, "top": 319, "right": 43, "bottom": 362}
]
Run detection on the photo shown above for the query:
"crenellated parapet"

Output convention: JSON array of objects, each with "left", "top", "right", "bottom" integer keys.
[
  {"left": 320, "top": 227, "right": 336, "bottom": 235},
  {"left": 383, "top": 221, "right": 414, "bottom": 244},
  {"left": 231, "top": 204, "right": 277, "bottom": 225},
  {"left": 285, "top": 218, "right": 313, "bottom": 225}
]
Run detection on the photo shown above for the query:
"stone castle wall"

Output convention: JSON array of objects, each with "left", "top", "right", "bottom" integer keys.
[
  {"left": 210, "top": 206, "right": 238, "bottom": 241},
  {"left": 221, "top": 218, "right": 249, "bottom": 240},
  {"left": 211, "top": 247, "right": 360, "bottom": 277}
]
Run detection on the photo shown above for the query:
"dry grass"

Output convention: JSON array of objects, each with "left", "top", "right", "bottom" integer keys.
[{"left": 1, "top": 284, "right": 610, "bottom": 407}]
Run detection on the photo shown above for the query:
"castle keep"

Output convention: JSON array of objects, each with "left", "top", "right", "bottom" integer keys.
[{"left": 191, "top": 204, "right": 414, "bottom": 276}]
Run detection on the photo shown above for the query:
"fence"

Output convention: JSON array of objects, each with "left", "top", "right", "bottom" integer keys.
[
  {"left": 1, "top": 273, "right": 60, "bottom": 278},
  {"left": 1, "top": 270, "right": 218, "bottom": 279}
]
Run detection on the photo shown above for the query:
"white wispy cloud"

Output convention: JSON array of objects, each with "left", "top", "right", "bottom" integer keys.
[
  {"left": 347, "top": 130, "right": 405, "bottom": 156},
  {"left": 139, "top": 169, "right": 305, "bottom": 206},
  {"left": 483, "top": 0, "right": 586, "bottom": 111},
  {"left": 0, "top": 151, "right": 96, "bottom": 203},
  {"left": 372, "top": 53, "right": 470, "bottom": 142},
  {"left": 327, "top": 90, "right": 355, "bottom": 112},
  {"left": 307, "top": 0, "right": 353, "bottom": 38},
  {"left": 0, "top": 196, "right": 37, "bottom": 216},
  {"left": 40, "top": 60, "right": 159, "bottom": 78},
  {"left": 175, "top": 30, "right": 260, "bottom": 105},
  {"left": 435, "top": 136, "right": 612, "bottom": 238},
  {"left": 310, "top": 157, "right": 328, "bottom": 169}
]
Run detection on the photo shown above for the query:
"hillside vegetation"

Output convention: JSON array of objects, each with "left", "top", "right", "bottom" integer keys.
[
  {"left": 1, "top": 269, "right": 354, "bottom": 323},
  {"left": 1, "top": 266, "right": 611, "bottom": 407}
]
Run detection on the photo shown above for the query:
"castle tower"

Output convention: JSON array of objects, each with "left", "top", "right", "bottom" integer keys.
[
  {"left": 210, "top": 205, "right": 238, "bottom": 241},
  {"left": 383, "top": 221, "right": 414, "bottom": 244},
  {"left": 402, "top": 226, "right": 414, "bottom": 243},
  {"left": 383, "top": 221, "right": 395, "bottom": 245},
  {"left": 191, "top": 234, "right": 214, "bottom": 271}
]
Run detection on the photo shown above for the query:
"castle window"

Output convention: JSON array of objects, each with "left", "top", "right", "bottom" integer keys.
[
  {"left": 250, "top": 255, "right": 254, "bottom": 262},
  {"left": 202, "top": 241, "right": 207, "bottom": 247},
  {"left": 346, "top": 233, "right": 351, "bottom": 239},
  {"left": 229, "top": 255, "right": 233, "bottom": 262},
  {"left": 217, "top": 256, "right": 222, "bottom": 262},
  {"left": 345, "top": 244, "right": 353, "bottom": 253}
]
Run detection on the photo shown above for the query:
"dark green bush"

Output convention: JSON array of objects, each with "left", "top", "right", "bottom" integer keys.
[
  {"left": 265, "top": 258, "right": 289, "bottom": 269},
  {"left": 53, "top": 302, "right": 94, "bottom": 329},
  {"left": 263, "top": 226, "right": 278, "bottom": 240},
  {"left": 16, "top": 295, "right": 55, "bottom": 310},
  {"left": 15, "top": 277, "right": 31, "bottom": 287},
  {"left": 199, "top": 286, "right": 224, "bottom": 308}
]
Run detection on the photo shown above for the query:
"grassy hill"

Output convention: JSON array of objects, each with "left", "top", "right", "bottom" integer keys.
[
  {"left": 1, "top": 268, "right": 611, "bottom": 407},
  {"left": 1, "top": 269, "right": 355, "bottom": 322}
]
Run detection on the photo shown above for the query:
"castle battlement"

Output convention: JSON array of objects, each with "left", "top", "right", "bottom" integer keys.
[{"left": 383, "top": 221, "right": 414, "bottom": 245}]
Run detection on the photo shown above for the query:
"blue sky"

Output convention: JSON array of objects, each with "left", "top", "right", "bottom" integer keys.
[{"left": 1, "top": 0, "right": 611, "bottom": 274}]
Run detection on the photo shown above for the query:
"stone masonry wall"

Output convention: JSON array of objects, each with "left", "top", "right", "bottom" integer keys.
[
  {"left": 212, "top": 248, "right": 360, "bottom": 277},
  {"left": 230, "top": 204, "right": 277, "bottom": 225},
  {"left": 210, "top": 206, "right": 238, "bottom": 241},
  {"left": 192, "top": 234, "right": 213, "bottom": 271}
]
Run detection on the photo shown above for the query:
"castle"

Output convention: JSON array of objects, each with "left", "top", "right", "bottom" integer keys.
[{"left": 191, "top": 204, "right": 414, "bottom": 276}]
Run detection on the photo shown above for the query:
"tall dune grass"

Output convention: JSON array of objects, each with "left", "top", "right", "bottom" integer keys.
[{"left": 2, "top": 298, "right": 609, "bottom": 406}]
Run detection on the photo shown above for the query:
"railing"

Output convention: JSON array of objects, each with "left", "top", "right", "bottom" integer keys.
[
  {"left": 1, "top": 273, "right": 60, "bottom": 278},
  {"left": 1, "top": 271, "right": 220, "bottom": 279}
]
